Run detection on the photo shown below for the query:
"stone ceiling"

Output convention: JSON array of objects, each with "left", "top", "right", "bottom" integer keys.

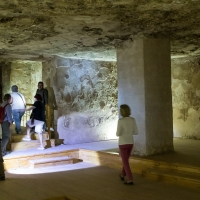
[{"left": 0, "top": 0, "right": 200, "bottom": 61}]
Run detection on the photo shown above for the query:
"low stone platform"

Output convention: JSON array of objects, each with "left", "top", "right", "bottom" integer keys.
[
  {"left": 29, "top": 156, "right": 74, "bottom": 169},
  {"left": 3, "top": 139, "right": 200, "bottom": 190},
  {"left": 4, "top": 148, "right": 80, "bottom": 170}
]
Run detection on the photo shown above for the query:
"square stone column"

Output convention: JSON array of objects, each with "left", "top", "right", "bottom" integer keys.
[{"left": 117, "top": 39, "right": 174, "bottom": 155}]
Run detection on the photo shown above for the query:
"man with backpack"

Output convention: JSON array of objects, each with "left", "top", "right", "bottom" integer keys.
[{"left": 0, "top": 94, "right": 13, "bottom": 157}]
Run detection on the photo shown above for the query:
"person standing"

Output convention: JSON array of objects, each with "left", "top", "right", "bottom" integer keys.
[
  {"left": 23, "top": 94, "right": 45, "bottom": 150},
  {"left": 36, "top": 82, "right": 48, "bottom": 130},
  {"left": 0, "top": 124, "right": 5, "bottom": 180},
  {"left": 116, "top": 104, "right": 138, "bottom": 185},
  {"left": 10, "top": 85, "right": 26, "bottom": 134},
  {"left": 36, "top": 82, "right": 48, "bottom": 106},
  {"left": 1, "top": 94, "right": 13, "bottom": 156},
  {"left": 0, "top": 141, "right": 5, "bottom": 180}
]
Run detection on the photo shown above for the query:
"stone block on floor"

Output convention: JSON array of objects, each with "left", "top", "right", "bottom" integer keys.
[{"left": 29, "top": 156, "right": 74, "bottom": 169}]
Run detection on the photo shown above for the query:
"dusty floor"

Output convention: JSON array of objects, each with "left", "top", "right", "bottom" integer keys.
[
  {"left": 1, "top": 162, "right": 200, "bottom": 200},
  {"left": 1, "top": 138, "right": 200, "bottom": 200},
  {"left": 143, "top": 138, "right": 200, "bottom": 167}
]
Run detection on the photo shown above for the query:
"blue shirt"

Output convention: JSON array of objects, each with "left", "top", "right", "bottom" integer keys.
[{"left": 1, "top": 102, "right": 13, "bottom": 123}]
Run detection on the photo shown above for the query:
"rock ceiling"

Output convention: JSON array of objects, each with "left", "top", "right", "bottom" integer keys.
[{"left": 0, "top": 0, "right": 200, "bottom": 61}]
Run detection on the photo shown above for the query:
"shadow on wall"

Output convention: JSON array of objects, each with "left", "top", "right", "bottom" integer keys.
[
  {"left": 1, "top": 61, "right": 11, "bottom": 100},
  {"left": 1, "top": 60, "right": 42, "bottom": 104},
  {"left": 45, "top": 77, "right": 58, "bottom": 138}
]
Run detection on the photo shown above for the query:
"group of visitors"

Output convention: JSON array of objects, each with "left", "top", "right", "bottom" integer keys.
[
  {"left": 0, "top": 81, "right": 48, "bottom": 180},
  {"left": 0, "top": 81, "right": 48, "bottom": 154},
  {"left": 0, "top": 80, "right": 137, "bottom": 185}
]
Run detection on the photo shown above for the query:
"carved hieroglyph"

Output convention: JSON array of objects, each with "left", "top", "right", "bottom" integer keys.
[
  {"left": 172, "top": 56, "right": 200, "bottom": 139},
  {"left": 43, "top": 57, "right": 118, "bottom": 144}
]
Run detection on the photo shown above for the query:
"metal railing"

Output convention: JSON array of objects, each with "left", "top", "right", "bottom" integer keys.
[{"left": 21, "top": 103, "right": 51, "bottom": 139}]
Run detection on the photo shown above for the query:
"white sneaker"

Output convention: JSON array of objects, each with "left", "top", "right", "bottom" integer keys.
[
  {"left": 37, "top": 147, "right": 45, "bottom": 150},
  {"left": 22, "top": 137, "right": 31, "bottom": 141}
]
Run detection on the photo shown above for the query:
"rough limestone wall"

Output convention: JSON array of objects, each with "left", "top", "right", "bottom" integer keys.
[
  {"left": 1, "top": 61, "right": 12, "bottom": 99},
  {"left": 2, "top": 61, "right": 42, "bottom": 103},
  {"left": 172, "top": 56, "right": 200, "bottom": 139},
  {"left": 42, "top": 56, "right": 118, "bottom": 144}
]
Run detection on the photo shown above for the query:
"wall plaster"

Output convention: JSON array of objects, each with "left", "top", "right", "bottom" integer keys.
[
  {"left": 172, "top": 56, "right": 200, "bottom": 139},
  {"left": 1, "top": 54, "right": 200, "bottom": 148},
  {"left": 2, "top": 60, "right": 42, "bottom": 103},
  {"left": 42, "top": 56, "right": 118, "bottom": 144}
]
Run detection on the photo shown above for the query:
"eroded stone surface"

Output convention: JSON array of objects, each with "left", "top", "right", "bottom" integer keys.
[
  {"left": 42, "top": 56, "right": 118, "bottom": 144},
  {"left": 172, "top": 56, "right": 200, "bottom": 139},
  {"left": 0, "top": 0, "right": 200, "bottom": 60},
  {"left": 2, "top": 60, "right": 42, "bottom": 103},
  {"left": 117, "top": 39, "right": 173, "bottom": 155},
  {"left": 1, "top": 54, "right": 200, "bottom": 150}
]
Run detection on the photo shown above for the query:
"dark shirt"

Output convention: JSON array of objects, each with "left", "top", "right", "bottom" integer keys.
[
  {"left": 36, "top": 88, "right": 48, "bottom": 105},
  {"left": 31, "top": 101, "right": 44, "bottom": 121}
]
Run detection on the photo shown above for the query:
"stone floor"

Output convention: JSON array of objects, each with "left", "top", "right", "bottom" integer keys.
[
  {"left": 1, "top": 138, "right": 200, "bottom": 200},
  {"left": 144, "top": 138, "right": 200, "bottom": 167},
  {"left": 2, "top": 162, "right": 200, "bottom": 200}
]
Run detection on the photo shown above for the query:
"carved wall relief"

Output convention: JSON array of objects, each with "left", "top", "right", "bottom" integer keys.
[
  {"left": 172, "top": 56, "right": 200, "bottom": 139},
  {"left": 43, "top": 57, "right": 118, "bottom": 144}
]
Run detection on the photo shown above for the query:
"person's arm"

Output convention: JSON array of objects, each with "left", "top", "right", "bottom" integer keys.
[
  {"left": 5, "top": 105, "right": 13, "bottom": 129},
  {"left": 44, "top": 89, "right": 48, "bottom": 105},
  {"left": 25, "top": 106, "right": 35, "bottom": 111},
  {"left": 116, "top": 120, "right": 121, "bottom": 136},
  {"left": 10, "top": 96, "right": 13, "bottom": 104}
]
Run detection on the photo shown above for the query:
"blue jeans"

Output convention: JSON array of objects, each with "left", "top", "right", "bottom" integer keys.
[
  {"left": 12, "top": 109, "right": 25, "bottom": 133},
  {"left": 1, "top": 121, "right": 11, "bottom": 154}
]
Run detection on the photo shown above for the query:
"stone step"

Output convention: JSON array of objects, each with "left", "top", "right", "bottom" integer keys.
[
  {"left": 142, "top": 168, "right": 200, "bottom": 190},
  {"left": 11, "top": 139, "right": 55, "bottom": 151},
  {"left": 11, "top": 140, "right": 46, "bottom": 151},
  {"left": 11, "top": 132, "right": 49, "bottom": 143},
  {"left": 4, "top": 149, "right": 80, "bottom": 170},
  {"left": 29, "top": 156, "right": 74, "bottom": 169}
]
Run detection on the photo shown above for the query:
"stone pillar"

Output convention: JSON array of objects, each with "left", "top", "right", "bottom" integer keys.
[{"left": 117, "top": 38, "right": 174, "bottom": 155}]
